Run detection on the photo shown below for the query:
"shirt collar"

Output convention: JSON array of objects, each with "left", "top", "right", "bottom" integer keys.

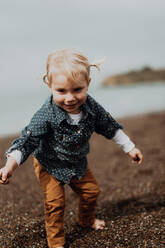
[
  {"left": 81, "top": 95, "right": 96, "bottom": 119},
  {"left": 49, "top": 95, "right": 68, "bottom": 124},
  {"left": 49, "top": 94, "right": 95, "bottom": 125}
]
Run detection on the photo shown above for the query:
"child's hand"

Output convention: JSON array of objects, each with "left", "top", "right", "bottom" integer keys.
[
  {"left": 128, "top": 147, "right": 143, "bottom": 165},
  {"left": 0, "top": 156, "right": 18, "bottom": 184},
  {"left": 0, "top": 166, "right": 12, "bottom": 184}
]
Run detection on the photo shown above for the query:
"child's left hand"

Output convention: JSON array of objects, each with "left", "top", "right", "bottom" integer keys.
[{"left": 128, "top": 147, "right": 143, "bottom": 165}]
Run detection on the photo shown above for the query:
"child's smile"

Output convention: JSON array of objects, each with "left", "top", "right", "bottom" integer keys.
[{"left": 48, "top": 72, "right": 90, "bottom": 114}]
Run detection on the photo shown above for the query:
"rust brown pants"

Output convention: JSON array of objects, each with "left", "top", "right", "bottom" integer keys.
[{"left": 34, "top": 158, "right": 100, "bottom": 248}]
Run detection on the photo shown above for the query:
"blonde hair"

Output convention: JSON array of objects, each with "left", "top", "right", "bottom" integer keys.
[{"left": 43, "top": 49, "right": 105, "bottom": 85}]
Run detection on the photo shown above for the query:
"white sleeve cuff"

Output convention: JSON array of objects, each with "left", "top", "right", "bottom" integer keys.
[
  {"left": 112, "top": 129, "right": 135, "bottom": 153},
  {"left": 7, "top": 150, "right": 22, "bottom": 165}
]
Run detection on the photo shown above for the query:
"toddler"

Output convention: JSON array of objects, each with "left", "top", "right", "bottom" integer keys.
[{"left": 0, "top": 49, "right": 143, "bottom": 248}]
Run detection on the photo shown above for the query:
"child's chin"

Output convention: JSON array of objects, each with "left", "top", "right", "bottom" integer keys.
[
  {"left": 67, "top": 108, "right": 81, "bottom": 114},
  {"left": 64, "top": 106, "right": 80, "bottom": 114}
]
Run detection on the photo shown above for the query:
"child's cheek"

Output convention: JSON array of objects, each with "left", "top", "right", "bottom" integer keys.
[
  {"left": 80, "top": 92, "right": 87, "bottom": 101},
  {"left": 52, "top": 93, "right": 62, "bottom": 104}
]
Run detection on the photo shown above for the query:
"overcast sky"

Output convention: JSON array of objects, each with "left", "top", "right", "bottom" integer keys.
[{"left": 0, "top": 0, "right": 165, "bottom": 89}]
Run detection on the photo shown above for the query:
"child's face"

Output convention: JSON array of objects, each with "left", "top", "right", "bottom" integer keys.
[{"left": 48, "top": 72, "right": 90, "bottom": 114}]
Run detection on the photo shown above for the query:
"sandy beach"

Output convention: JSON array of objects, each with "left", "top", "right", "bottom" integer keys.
[{"left": 0, "top": 111, "right": 165, "bottom": 248}]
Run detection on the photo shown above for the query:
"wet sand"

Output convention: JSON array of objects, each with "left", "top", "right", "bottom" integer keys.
[{"left": 0, "top": 111, "right": 165, "bottom": 248}]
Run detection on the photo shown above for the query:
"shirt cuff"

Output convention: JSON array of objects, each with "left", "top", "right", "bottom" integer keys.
[
  {"left": 7, "top": 150, "right": 22, "bottom": 166},
  {"left": 112, "top": 129, "right": 135, "bottom": 153}
]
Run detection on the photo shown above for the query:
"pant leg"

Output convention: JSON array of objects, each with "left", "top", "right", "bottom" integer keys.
[
  {"left": 34, "top": 157, "right": 65, "bottom": 248},
  {"left": 69, "top": 166, "right": 100, "bottom": 227}
]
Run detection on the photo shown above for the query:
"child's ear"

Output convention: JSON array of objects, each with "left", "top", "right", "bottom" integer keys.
[{"left": 87, "top": 78, "right": 91, "bottom": 86}]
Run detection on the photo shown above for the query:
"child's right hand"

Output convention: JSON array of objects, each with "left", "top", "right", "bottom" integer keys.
[
  {"left": 0, "top": 156, "right": 18, "bottom": 184},
  {"left": 0, "top": 167, "right": 12, "bottom": 184}
]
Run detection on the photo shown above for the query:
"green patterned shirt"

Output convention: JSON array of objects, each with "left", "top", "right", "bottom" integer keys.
[{"left": 6, "top": 94, "right": 123, "bottom": 184}]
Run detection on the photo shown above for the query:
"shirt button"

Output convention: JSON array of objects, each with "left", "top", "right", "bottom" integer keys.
[{"left": 26, "top": 130, "right": 31, "bottom": 135}]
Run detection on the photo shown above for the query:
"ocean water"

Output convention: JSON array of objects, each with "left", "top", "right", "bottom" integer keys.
[{"left": 1, "top": 82, "right": 165, "bottom": 137}]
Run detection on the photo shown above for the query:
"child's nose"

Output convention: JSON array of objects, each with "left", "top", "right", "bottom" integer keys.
[{"left": 65, "top": 93, "right": 75, "bottom": 102}]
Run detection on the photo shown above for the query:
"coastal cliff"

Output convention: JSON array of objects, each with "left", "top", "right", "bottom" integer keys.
[{"left": 103, "top": 67, "right": 165, "bottom": 86}]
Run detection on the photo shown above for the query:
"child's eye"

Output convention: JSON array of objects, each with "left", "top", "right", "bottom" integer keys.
[
  {"left": 74, "top": 87, "right": 82, "bottom": 92},
  {"left": 57, "top": 89, "right": 65, "bottom": 93}
]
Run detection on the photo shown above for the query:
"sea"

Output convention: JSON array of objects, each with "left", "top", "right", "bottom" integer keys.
[
  {"left": 1, "top": 82, "right": 165, "bottom": 137},
  {"left": 0, "top": 0, "right": 165, "bottom": 137}
]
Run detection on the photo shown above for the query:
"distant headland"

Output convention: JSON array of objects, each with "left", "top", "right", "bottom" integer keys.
[{"left": 102, "top": 67, "right": 165, "bottom": 86}]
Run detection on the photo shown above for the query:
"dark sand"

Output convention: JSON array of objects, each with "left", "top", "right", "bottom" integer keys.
[{"left": 0, "top": 111, "right": 165, "bottom": 248}]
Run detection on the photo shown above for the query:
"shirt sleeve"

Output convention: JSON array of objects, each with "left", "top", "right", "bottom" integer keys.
[
  {"left": 93, "top": 99, "right": 123, "bottom": 139},
  {"left": 112, "top": 129, "right": 135, "bottom": 153},
  {"left": 5, "top": 107, "right": 49, "bottom": 165},
  {"left": 7, "top": 150, "right": 22, "bottom": 165}
]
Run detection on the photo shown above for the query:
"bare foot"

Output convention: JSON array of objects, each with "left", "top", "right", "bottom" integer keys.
[{"left": 91, "top": 219, "right": 105, "bottom": 230}]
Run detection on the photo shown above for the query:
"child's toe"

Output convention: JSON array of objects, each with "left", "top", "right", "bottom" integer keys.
[{"left": 91, "top": 219, "right": 106, "bottom": 230}]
